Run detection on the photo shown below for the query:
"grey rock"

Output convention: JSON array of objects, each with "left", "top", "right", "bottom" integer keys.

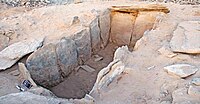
[
  {"left": 170, "top": 21, "right": 200, "bottom": 54},
  {"left": 0, "top": 37, "right": 44, "bottom": 70},
  {"left": 55, "top": 38, "right": 78, "bottom": 77},
  {"left": 192, "top": 78, "right": 200, "bottom": 86},
  {"left": 164, "top": 64, "right": 198, "bottom": 78},
  {"left": 26, "top": 38, "right": 78, "bottom": 88},
  {"left": 71, "top": 28, "right": 91, "bottom": 63},
  {"left": 26, "top": 43, "right": 62, "bottom": 88},
  {"left": 99, "top": 9, "right": 110, "bottom": 47},
  {"left": 89, "top": 17, "right": 101, "bottom": 52}
]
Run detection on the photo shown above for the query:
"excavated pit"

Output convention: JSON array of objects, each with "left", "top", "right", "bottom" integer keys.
[
  {"left": 0, "top": 3, "right": 169, "bottom": 99},
  {"left": 47, "top": 5, "right": 169, "bottom": 99}
]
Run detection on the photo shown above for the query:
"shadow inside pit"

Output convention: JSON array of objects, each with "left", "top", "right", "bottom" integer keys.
[{"left": 49, "top": 43, "right": 118, "bottom": 99}]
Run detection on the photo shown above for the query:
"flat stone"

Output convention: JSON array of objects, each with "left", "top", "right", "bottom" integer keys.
[
  {"left": 71, "top": 28, "right": 92, "bottom": 63},
  {"left": 170, "top": 21, "right": 200, "bottom": 54},
  {"left": 89, "top": 16, "right": 101, "bottom": 52},
  {"left": 98, "top": 9, "right": 111, "bottom": 47},
  {"left": 94, "top": 55, "right": 103, "bottom": 62},
  {"left": 164, "top": 64, "right": 198, "bottom": 78},
  {"left": 192, "top": 78, "right": 200, "bottom": 86},
  {"left": 0, "top": 37, "right": 44, "bottom": 70},
  {"left": 80, "top": 65, "right": 95, "bottom": 72},
  {"left": 110, "top": 12, "right": 135, "bottom": 46},
  {"left": 188, "top": 85, "right": 200, "bottom": 98}
]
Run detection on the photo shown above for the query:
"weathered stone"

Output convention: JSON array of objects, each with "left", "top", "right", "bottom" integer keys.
[
  {"left": 80, "top": 65, "right": 95, "bottom": 72},
  {"left": 188, "top": 85, "right": 200, "bottom": 98},
  {"left": 170, "top": 21, "right": 200, "bottom": 54},
  {"left": 26, "top": 43, "right": 62, "bottom": 88},
  {"left": 89, "top": 17, "right": 101, "bottom": 52},
  {"left": 164, "top": 64, "right": 198, "bottom": 78},
  {"left": 18, "top": 63, "right": 37, "bottom": 87},
  {"left": 90, "top": 60, "right": 125, "bottom": 96},
  {"left": 99, "top": 9, "right": 110, "bottom": 47},
  {"left": 94, "top": 54, "right": 103, "bottom": 62},
  {"left": 55, "top": 38, "right": 78, "bottom": 77},
  {"left": 26, "top": 38, "right": 78, "bottom": 88},
  {"left": 0, "top": 37, "right": 44, "bottom": 70},
  {"left": 110, "top": 12, "right": 136, "bottom": 46},
  {"left": 71, "top": 28, "right": 91, "bottom": 63},
  {"left": 192, "top": 78, "right": 200, "bottom": 86}
]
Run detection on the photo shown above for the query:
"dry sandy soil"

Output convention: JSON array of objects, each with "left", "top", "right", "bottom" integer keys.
[{"left": 0, "top": 1, "right": 200, "bottom": 104}]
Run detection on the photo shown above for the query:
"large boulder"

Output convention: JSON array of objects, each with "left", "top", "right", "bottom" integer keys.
[
  {"left": 0, "top": 37, "right": 44, "bottom": 70},
  {"left": 170, "top": 21, "right": 200, "bottom": 54},
  {"left": 26, "top": 38, "right": 78, "bottom": 88}
]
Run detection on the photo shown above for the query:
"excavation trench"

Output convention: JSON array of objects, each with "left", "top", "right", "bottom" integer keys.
[{"left": 19, "top": 4, "right": 169, "bottom": 99}]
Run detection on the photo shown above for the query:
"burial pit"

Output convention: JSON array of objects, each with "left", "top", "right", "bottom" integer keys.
[{"left": 0, "top": 3, "right": 169, "bottom": 99}]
